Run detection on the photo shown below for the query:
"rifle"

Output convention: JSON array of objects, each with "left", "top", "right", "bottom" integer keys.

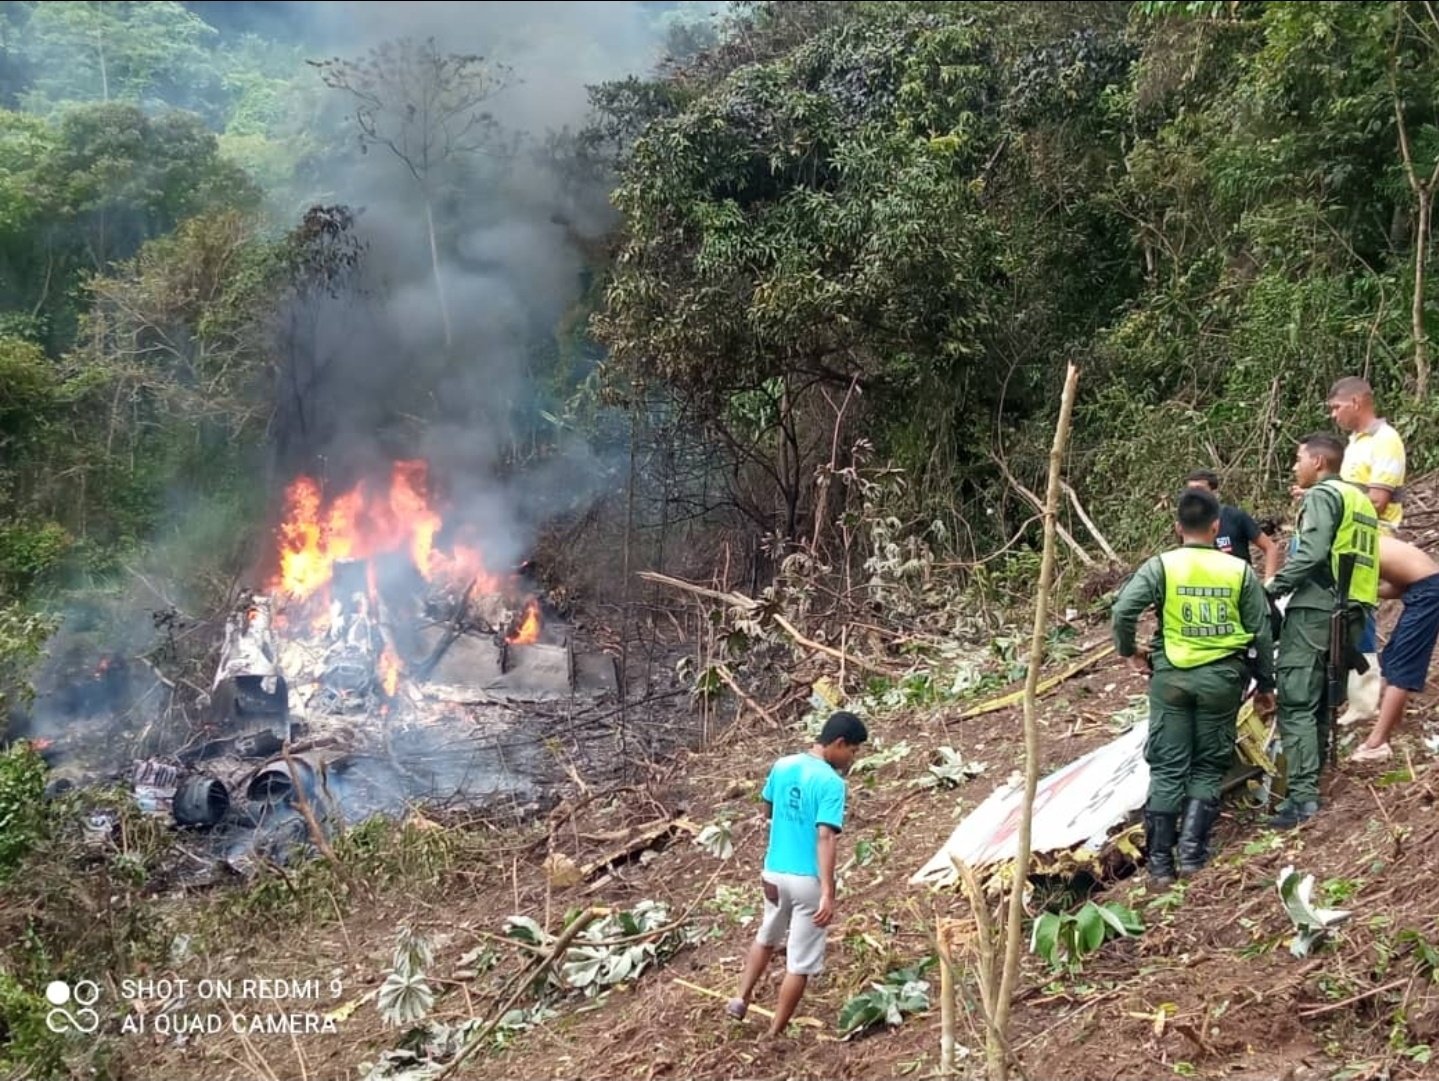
[{"left": 1327, "top": 551, "right": 1367, "bottom": 766}]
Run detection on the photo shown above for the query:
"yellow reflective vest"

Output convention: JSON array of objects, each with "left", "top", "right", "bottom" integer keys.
[
  {"left": 1159, "top": 546, "right": 1254, "bottom": 669},
  {"left": 1319, "top": 478, "right": 1380, "bottom": 606}
]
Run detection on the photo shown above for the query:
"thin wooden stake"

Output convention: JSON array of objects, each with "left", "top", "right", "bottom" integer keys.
[
  {"left": 938, "top": 915, "right": 956, "bottom": 1076},
  {"left": 989, "top": 362, "right": 1081, "bottom": 1081}
]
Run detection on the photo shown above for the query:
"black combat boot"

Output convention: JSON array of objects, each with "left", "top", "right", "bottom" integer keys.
[
  {"left": 1176, "top": 797, "right": 1220, "bottom": 878},
  {"left": 1144, "top": 810, "right": 1179, "bottom": 887}
]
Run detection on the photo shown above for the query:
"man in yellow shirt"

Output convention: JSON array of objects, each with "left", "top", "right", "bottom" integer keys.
[
  {"left": 1328, "top": 377, "right": 1406, "bottom": 531},
  {"left": 1327, "top": 376, "right": 1407, "bottom": 727}
]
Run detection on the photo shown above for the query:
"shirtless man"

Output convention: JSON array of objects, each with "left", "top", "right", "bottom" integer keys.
[{"left": 1352, "top": 535, "right": 1439, "bottom": 761}]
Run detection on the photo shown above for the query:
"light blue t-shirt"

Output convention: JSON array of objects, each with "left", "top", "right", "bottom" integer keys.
[{"left": 761, "top": 752, "right": 847, "bottom": 878}]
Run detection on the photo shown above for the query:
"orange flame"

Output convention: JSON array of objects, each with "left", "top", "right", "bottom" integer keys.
[
  {"left": 268, "top": 460, "right": 503, "bottom": 603},
  {"left": 378, "top": 644, "right": 401, "bottom": 697},
  {"left": 508, "top": 599, "right": 542, "bottom": 645}
]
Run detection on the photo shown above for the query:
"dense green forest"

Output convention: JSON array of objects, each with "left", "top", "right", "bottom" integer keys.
[{"left": 4, "top": 0, "right": 1439, "bottom": 705}]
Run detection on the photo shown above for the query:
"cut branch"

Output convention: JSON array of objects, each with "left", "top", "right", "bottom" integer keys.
[
  {"left": 1060, "top": 482, "right": 1121, "bottom": 563},
  {"left": 991, "top": 454, "right": 1096, "bottom": 567},
  {"left": 435, "top": 908, "right": 605, "bottom": 1081},
  {"left": 635, "top": 571, "right": 895, "bottom": 675}
]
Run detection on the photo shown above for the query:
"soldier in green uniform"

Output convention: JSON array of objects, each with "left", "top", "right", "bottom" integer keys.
[
  {"left": 1264, "top": 433, "right": 1379, "bottom": 828},
  {"left": 1112, "top": 488, "right": 1276, "bottom": 885}
]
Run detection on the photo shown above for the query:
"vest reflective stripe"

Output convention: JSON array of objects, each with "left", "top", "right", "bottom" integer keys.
[
  {"left": 1319, "top": 478, "right": 1380, "bottom": 606},
  {"left": 1159, "top": 547, "right": 1254, "bottom": 669}
]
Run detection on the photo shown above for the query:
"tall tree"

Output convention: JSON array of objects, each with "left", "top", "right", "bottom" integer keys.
[
  {"left": 22, "top": 1, "right": 221, "bottom": 118},
  {"left": 312, "top": 38, "right": 512, "bottom": 348}
]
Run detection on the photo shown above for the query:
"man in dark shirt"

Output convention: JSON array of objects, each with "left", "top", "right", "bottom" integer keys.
[{"left": 1186, "top": 471, "right": 1279, "bottom": 579}]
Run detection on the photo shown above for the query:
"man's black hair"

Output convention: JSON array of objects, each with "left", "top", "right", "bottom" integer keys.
[
  {"left": 1185, "top": 469, "right": 1220, "bottom": 491},
  {"left": 1176, "top": 487, "right": 1220, "bottom": 533},
  {"left": 818, "top": 711, "right": 869, "bottom": 746},
  {"left": 1300, "top": 432, "right": 1346, "bottom": 472}
]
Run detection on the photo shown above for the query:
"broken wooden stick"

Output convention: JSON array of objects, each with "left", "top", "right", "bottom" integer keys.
[
  {"left": 953, "top": 644, "right": 1115, "bottom": 721},
  {"left": 990, "top": 362, "right": 1082, "bottom": 1081},
  {"left": 673, "top": 978, "right": 825, "bottom": 1030},
  {"left": 280, "top": 743, "right": 337, "bottom": 865},
  {"left": 715, "top": 664, "right": 783, "bottom": 728},
  {"left": 1060, "top": 481, "right": 1121, "bottom": 564},
  {"left": 938, "top": 913, "right": 958, "bottom": 1077},
  {"left": 637, "top": 571, "right": 894, "bottom": 675},
  {"left": 436, "top": 907, "right": 606, "bottom": 1081}
]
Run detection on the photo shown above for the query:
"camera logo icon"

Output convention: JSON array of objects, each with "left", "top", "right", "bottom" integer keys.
[{"left": 44, "top": 980, "right": 101, "bottom": 1034}]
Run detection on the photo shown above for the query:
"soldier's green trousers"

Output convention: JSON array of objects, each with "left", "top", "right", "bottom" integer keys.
[
  {"left": 1275, "top": 605, "right": 1365, "bottom": 804},
  {"left": 1145, "top": 658, "right": 1246, "bottom": 813}
]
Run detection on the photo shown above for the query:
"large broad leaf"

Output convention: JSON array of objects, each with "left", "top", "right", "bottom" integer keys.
[
  {"left": 896, "top": 980, "right": 931, "bottom": 1013},
  {"left": 606, "top": 948, "right": 636, "bottom": 984},
  {"left": 1075, "top": 903, "right": 1106, "bottom": 955},
  {"left": 562, "top": 947, "right": 608, "bottom": 989},
  {"left": 1095, "top": 901, "right": 1144, "bottom": 938},
  {"left": 1031, "top": 912, "right": 1061, "bottom": 966},
  {"left": 503, "top": 915, "right": 549, "bottom": 946},
  {"left": 1277, "top": 865, "right": 1351, "bottom": 958},
  {"left": 376, "top": 971, "right": 433, "bottom": 1026},
  {"left": 838, "top": 989, "right": 891, "bottom": 1034}
]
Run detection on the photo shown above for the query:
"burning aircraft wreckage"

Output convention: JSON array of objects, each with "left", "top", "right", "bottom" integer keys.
[{"left": 30, "top": 461, "right": 624, "bottom": 876}]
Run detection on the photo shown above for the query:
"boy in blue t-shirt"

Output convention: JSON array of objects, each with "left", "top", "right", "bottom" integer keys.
[{"left": 726, "top": 711, "right": 868, "bottom": 1036}]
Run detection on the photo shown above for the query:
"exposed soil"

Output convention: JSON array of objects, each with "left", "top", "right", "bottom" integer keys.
[
  {"left": 110, "top": 634, "right": 1439, "bottom": 1081},
  {"left": 67, "top": 475, "right": 1439, "bottom": 1080}
]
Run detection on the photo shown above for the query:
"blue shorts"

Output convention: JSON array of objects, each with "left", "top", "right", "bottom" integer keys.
[
  {"left": 1360, "top": 609, "right": 1377, "bottom": 653},
  {"left": 1380, "top": 574, "right": 1439, "bottom": 692}
]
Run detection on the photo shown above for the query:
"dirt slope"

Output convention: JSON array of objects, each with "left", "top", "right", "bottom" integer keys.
[{"left": 120, "top": 474, "right": 1439, "bottom": 1081}]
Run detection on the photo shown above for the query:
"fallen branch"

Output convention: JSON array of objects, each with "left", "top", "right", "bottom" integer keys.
[
  {"left": 435, "top": 908, "right": 606, "bottom": 1081},
  {"left": 1060, "top": 482, "right": 1121, "bottom": 564},
  {"left": 1297, "top": 977, "right": 1409, "bottom": 1018},
  {"left": 636, "top": 571, "right": 893, "bottom": 675},
  {"left": 133, "top": 655, "right": 177, "bottom": 691},
  {"left": 578, "top": 817, "right": 701, "bottom": 881},
  {"left": 673, "top": 978, "right": 825, "bottom": 1030},
  {"left": 990, "top": 454, "right": 1096, "bottom": 568},
  {"left": 953, "top": 644, "right": 1116, "bottom": 721},
  {"left": 281, "top": 743, "right": 337, "bottom": 865},
  {"left": 715, "top": 665, "right": 783, "bottom": 728},
  {"left": 636, "top": 571, "right": 753, "bottom": 610},
  {"left": 772, "top": 613, "right": 891, "bottom": 676}
]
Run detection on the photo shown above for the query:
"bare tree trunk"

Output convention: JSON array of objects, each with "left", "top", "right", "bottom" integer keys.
[
  {"left": 95, "top": 4, "right": 108, "bottom": 103},
  {"left": 1390, "top": 55, "right": 1439, "bottom": 397},
  {"left": 1414, "top": 188, "right": 1432, "bottom": 398},
  {"left": 425, "top": 198, "right": 453, "bottom": 348},
  {"left": 986, "top": 362, "right": 1081, "bottom": 1081}
]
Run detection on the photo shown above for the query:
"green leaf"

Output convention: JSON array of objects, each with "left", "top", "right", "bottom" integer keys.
[
  {"left": 503, "top": 915, "right": 548, "bottom": 946},
  {"left": 838, "top": 990, "right": 889, "bottom": 1034},
  {"left": 561, "top": 948, "right": 607, "bottom": 989},
  {"left": 1097, "top": 901, "right": 1144, "bottom": 937},
  {"left": 1075, "top": 903, "right": 1106, "bottom": 955},
  {"left": 1031, "top": 913, "right": 1061, "bottom": 966}
]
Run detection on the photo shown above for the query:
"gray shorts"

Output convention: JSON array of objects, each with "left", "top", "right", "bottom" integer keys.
[{"left": 756, "top": 871, "right": 828, "bottom": 976}]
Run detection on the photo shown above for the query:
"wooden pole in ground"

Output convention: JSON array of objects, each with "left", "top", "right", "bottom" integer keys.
[
  {"left": 988, "top": 362, "right": 1081, "bottom": 1081},
  {"left": 938, "top": 914, "right": 956, "bottom": 1076}
]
